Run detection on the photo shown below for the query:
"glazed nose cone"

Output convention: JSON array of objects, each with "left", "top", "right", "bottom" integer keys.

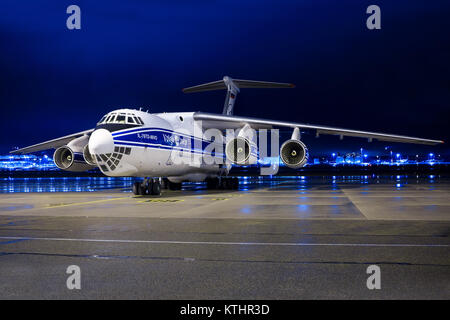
[{"left": 88, "top": 129, "right": 114, "bottom": 155}]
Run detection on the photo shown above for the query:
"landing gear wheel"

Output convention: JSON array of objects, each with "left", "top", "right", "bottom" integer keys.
[
  {"left": 139, "top": 184, "right": 147, "bottom": 195},
  {"left": 143, "top": 179, "right": 161, "bottom": 195},
  {"left": 151, "top": 180, "right": 161, "bottom": 196},
  {"left": 147, "top": 179, "right": 154, "bottom": 195},
  {"left": 132, "top": 182, "right": 141, "bottom": 195}
]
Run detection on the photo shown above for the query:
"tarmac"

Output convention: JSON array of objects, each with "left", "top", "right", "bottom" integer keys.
[{"left": 0, "top": 176, "right": 449, "bottom": 299}]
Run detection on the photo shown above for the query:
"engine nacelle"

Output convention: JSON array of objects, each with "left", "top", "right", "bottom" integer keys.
[
  {"left": 53, "top": 135, "right": 96, "bottom": 172},
  {"left": 280, "top": 139, "right": 308, "bottom": 168},
  {"left": 225, "top": 124, "right": 258, "bottom": 165},
  {"left": 225, "top": 137, "right": 257, "bottom": 165},
  {"left": 53, "top": 147, "right": 93, "bottom": 171},
  {"left": 83, "top": 144, "right": 97, "bottom": 166}
]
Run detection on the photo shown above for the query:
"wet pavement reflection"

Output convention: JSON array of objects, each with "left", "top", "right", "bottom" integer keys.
[
  {"left": 0, "top": 174, "right": 446, "bottom": 193},
  {"left": 0, "top": 177, "right": 135, "bottom": 193}
]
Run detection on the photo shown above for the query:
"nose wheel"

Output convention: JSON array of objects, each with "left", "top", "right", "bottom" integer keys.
[{"left": 133, "top": 178, "right": 162, "bottom": 196}]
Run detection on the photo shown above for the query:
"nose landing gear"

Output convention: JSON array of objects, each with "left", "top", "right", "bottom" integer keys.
[{"left": 132, "top": 178, "right": 162, "bottom": 196}]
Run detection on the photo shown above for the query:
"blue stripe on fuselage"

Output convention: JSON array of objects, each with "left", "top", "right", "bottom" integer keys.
[
  {"left": 113, "top": 129, "right": 225, "bottom": 154},
  {"left": 112, "top": 128, "right": 258, "bottom": 157},
  {"left": 113, "top": 140, "right": 226, "bottom": 158}
]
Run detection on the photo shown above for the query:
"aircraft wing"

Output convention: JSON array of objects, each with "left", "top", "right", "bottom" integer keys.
[
  {"left": 10, "top": 129, "right": 95, "bottom": 155},
  {"left": 193, "top": 112, "right": 444, "bottom": 145}
]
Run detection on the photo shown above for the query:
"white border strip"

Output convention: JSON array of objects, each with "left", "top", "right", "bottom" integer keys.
[{"left": 0, "top": 236, "right": 448, "bottom": 248}]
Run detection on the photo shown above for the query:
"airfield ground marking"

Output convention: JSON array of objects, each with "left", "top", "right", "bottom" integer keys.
[
  {"left": 44, "top": 196, "right": 131, "bottom": 209},
  {"left": 137, "top": 199, "right": 184, "bottom": 203},
  {"left": 0, "top": 236, "right": 448, "bottom": 248}
]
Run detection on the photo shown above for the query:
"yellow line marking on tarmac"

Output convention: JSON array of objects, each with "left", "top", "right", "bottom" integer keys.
[
  {"left": 138, "top": 199, "right": 184, "bottom": 203},
  {"left": 45, "top": 197, "right": 130, "bottom": 209}
]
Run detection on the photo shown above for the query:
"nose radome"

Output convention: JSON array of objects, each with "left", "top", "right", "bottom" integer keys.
[{"left": 89, "top": 129, "right": 114, "bottom": 155}]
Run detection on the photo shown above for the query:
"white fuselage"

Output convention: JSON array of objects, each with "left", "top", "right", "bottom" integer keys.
[{"left": 90, "top": 109, "right": 226, "bottom": 182}]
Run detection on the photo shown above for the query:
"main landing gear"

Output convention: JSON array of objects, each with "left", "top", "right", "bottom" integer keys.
[
  {"left": 132, "top": 178, "right": 161, "bottom": 196},
  {"left": 205, "top": 177, "right": 239, "bottom": 190}
]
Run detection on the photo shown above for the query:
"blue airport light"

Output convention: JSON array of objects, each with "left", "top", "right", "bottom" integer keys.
[{"left": 0, "top": 151, "right": 447, "bottom": 172}]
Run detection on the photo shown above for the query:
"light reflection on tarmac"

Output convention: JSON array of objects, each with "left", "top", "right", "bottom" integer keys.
[
  {"left": 0, "top": 174, "right": 445, "bottom": 193},
  {"left": 0, "top": 177, "right": 135, "bottom": 193}
]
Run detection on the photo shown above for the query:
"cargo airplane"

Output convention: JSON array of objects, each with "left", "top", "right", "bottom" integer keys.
[{"left": 11, "top": 76, "right": 444, "bottom": 195}]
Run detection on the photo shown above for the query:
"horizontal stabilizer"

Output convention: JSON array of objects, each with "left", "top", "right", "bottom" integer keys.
[
  {"left": 182, "top": 77, "right": 295, "bottom": 93},
  {"left": 183, "top": 76, "right": 294, "bottom": 115}
]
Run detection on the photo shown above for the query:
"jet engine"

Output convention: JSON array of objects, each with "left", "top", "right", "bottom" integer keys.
[
  {"left": 82, "top": 144, "right": 97, "bottom": 166},
  {"left": 53, "top": 135, "right": 96, "bottom": 172},
  {"left": 280, "top": 127, "right": 308, "bottom": 169},
  {"left": 225, "top": 124, "right": 257, "bottom": 165}
]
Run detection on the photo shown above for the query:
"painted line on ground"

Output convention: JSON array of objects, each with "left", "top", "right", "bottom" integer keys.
[
  {"left": 0, "top": 236, "right": 448, "bottom": 248},
  {"left": 138, "top": 199, "right": 184, "bottom": 203},
  {"left": 45, "top": 197, "right": 130, "bottom": 209}
]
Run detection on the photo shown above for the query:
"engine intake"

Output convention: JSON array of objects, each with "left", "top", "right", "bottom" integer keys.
[
  {"left": 225, "top": 137, "right": 251, "bottom": 165},
  {"left": 53, "top": 146, "right": 94, "bottom": 172},
  {"left": 53, "top": 147, "right": 73, "bottom": 170},
  {"left": 280, "top": 140, "right": 308, "bottom": 168}
]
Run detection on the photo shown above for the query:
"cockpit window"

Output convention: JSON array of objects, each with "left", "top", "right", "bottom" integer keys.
[
  {"left": 126, "top": 114, "right": 136, "bottom": 124},
  {"left": 107, "top": 113, "right": 117, "bottom": 123},
  {"left": 116, "top": 113, "right": 126, "bottom": 124},
  {"left": 97, "top": 112, "right": 143, "bottom": 126},
  {"left": 135, "top": 117, "right": 144, "bottom": 125}
]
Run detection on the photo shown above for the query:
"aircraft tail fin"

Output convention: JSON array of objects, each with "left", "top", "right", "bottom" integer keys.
[{"left": 182, "top": 76, "right": 295, "bottom": 115}]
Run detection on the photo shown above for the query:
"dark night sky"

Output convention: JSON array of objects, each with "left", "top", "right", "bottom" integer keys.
[{"left": 0, "top": 0, "right": 449, "bottom": 156}]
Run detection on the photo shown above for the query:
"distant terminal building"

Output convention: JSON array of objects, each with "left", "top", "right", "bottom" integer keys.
[{"left": 0, "top": 154, "right": 56, "bottom": 171}]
